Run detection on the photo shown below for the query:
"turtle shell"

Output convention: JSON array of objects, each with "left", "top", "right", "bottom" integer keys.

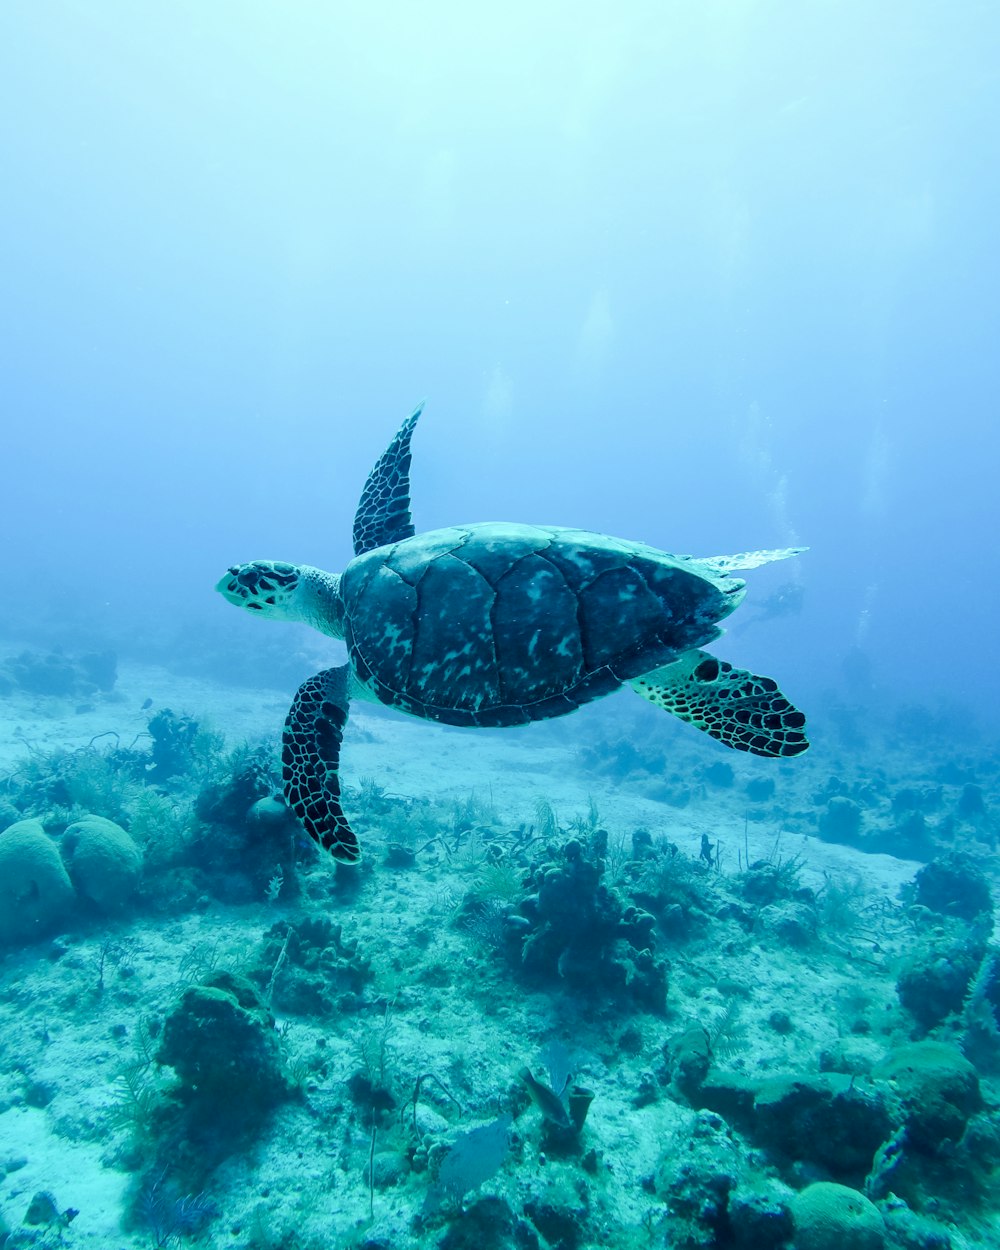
[{"left": 340, "top": 523, "right": 744, "bottom": 728}]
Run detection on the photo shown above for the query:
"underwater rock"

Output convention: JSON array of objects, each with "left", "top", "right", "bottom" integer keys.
[
  {"left": 956, "top": 783, "right": 985, "bottom": 818},
  {"left": 768, "top": 1009, "right": 794, "bottom": 1034},
  {"left": 878, "top": 1201, "right": 954, "bottom": 1250},
  {"left": 962, "top": 946, "right": 1000, "bottom": 1072},
  {"left": 913, "top": 852, "right": 993, "bottom": 923},
  {"left": 364, "top": 1149, "right": 409, "bottom": 1189},
  {"left": 703, "top": 760, "right": 735, "bottom": 788},
  {"left": 196, "top": 752, "right": 274, "bottom": 827},
  {"left": 245, "top": 795, "right": 302, "bottom": 899},
  {"left": 665, "top": 1026, "right": 713, "bottom": 1101},
  {"left": 764, "top": 900, "right": 818, "bottom": 946},
  {"left": 818, "top": 796, "right": 864, "bottom": 843},
  {"left": 24, "top": 1191, "right": 60, "bottom": 1226},
  {"left": 158, "top": 970, "right": 291, "bottom": 1128},
  {"left": 894, "top": 809, "right": 933, "bottom": 852},
  {"left": 892, "top": 786, "right": 941, "bottom": 817},
  {"left": 4, "top": 651, "right": 78, "bottom": 697},
  {"left": 148, "top": 708, "right": 201, "bottom": 779},
  {"left": 727, "top": 1191, "right": 795, "bottom": 1249},
  {"left": 252, "top": 916, "right": 372, "bottom": 1015},
  {"left": 61, "top": 814, "right": 142, "bottom": 910},
  {"left": 512, "top": 835, "right": 669, "bottom": 1012},
  {"left": 1, "top": 648, "right": 118, "bottom": 698},
  {"left": 437, "top": 1196, "right": 539, "bottom": 1250},
  {"left": 192, "top": 751, "right": 296, "bottom": 902},
  {"left": 247, "top": 795, "right": 290, "bottom": 828},
  {"left": 896, "top": 932, "right": 985, "bottom": 1031},
  {"left": 752, "top": 1074, "right": 892, "bottom": 1183},
  {"left": 1, "top": 648, "right": 118, "bottom": 697},
  {"left": 628, "top": 841, "right": 713, "bottom": 939},
  {"left": 872, "top": 1041, "right": 981, "bottom": 1155},
  {"left": 746, "top": 775, "right": 776, "bottom": 802},
  {"left": 697, "top": 1071, "right": 758, "bottom": 1123},
  {"left": 522, "top": 1196, "right": 586, "bottom": 1250},
  {"left": 78, "top": 649, "right": 117, "bottom": 691},
  {"left": 656, "top": 1110, "right": 740, "bottom": 1247},
  {"left": 697, "top": 1071, "right": 892, "bottom": 1185},
  {"left": 791, "top": 1182, "right": 885, "bottom": 1250},
  {"left": 0, "top": 818, "right": 75, "bottom": 944},
  {"left": 818, "top": 1038, "right": 882, "bottom": 1076}
]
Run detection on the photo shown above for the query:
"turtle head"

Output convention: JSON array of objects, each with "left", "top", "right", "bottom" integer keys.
[{"left": 216, "top": 561, "right": 344, "bottom": 639}]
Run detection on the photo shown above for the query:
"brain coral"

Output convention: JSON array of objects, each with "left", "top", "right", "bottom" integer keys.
[
  {"left": 0, "top": 818, "right": 75, "bottom": 943},
  {"left": 792, "top": 1182, "right": 885, "bottom": 1250},
  {"left": 61, "top": 815, "right": 142, "bottom": 911}
]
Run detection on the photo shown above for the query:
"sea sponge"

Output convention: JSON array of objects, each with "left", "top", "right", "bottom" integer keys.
[
  {"left": 0, "top": 818, "right": 75, "bottom": 943},
  {"left": 61, "top": 815, "right": 142, "bottom": 910},
  {"left": 791, "top": 1182, "right": 885, "bottom": 1250},
  {"left": 158, "top": 971, "right": 291, "bottom": 1128}
]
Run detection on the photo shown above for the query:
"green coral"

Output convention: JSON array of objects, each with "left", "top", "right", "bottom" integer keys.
[
  {"left": 61, "top": 814, "right": 142, "bottom": 910},
  {"left": 0, "top": 817, "right": 75, "bottom": 943},
  {"left": 791, "top": 1182, "right": 885, "bottom": 1250}
]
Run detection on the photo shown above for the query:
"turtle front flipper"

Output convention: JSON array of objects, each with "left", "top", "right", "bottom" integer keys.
[
  {"left": 353, "top": 403, "right": 424, "bottom": 556},
  {"left": 282, "top": 664, "right": 361, "bottom": 863},
  {"left": 631, "top": 651, "right": 809, "bottom": 759}
]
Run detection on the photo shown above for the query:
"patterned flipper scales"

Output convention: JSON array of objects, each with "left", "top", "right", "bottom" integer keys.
[
  {"left": 282, "top": 664, "right": 360, "bottom": 863},
  {"left": 352, "top": 402, "right": 424, "bottom": 556},
  {"left": 631, "top": 650, "right": 809, "bottom": 758}
]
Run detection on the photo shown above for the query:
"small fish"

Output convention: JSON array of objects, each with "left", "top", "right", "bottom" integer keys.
[
  {"left": 141, "top": 697, "right": 153, "bottom": 711},
  {"left": 518, "top": 1067, "right": 572, "bottom": 1129}
]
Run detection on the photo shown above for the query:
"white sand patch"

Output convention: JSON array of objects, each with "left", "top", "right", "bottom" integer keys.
[{"left": 0, "top": 1102, "right": 129, "bottom": 1243}]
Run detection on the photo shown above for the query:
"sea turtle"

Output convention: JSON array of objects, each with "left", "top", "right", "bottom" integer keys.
[{"left": 217, "top": 406, "right": 808, "bottom": 864}]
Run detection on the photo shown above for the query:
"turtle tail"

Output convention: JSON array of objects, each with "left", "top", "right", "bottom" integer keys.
[{"left": 282, "top": 664, "right": 361, "bottom": 863}]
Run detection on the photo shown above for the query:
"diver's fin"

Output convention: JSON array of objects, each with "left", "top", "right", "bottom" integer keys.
[
  {"left": 282, "top": 663, "right": 361, "bottom": 863},
  {"left": 631, "top": 650, "right": 809, "bottom": 758},
  {"left": 692, "top": 547, "right": 807, "bottom": 576},
  {"left": 352, "top": 403, "right": 424, "bottom": 556}
]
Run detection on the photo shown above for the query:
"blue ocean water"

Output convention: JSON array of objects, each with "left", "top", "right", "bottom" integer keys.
[
  {"left": 1, "top": 5, "right": 998, "bottom": 1249},
  {"left": 3, "top": 1, "right": 998, "bottom": 727}
]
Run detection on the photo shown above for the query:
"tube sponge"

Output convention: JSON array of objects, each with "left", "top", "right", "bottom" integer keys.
[{"left": 0, "top": 818, "right": 75, "bottom": 943}]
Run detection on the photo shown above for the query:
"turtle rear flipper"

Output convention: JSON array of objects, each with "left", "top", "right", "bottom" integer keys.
[
  {"left": 692, "top": 547, "right": 807, "bottom": 576},
  {"left": 631, "top": 651, "right": 809, "bottom": 758},
  {"left": 282, "top": 664, "right": 361, "bottom": 863}
]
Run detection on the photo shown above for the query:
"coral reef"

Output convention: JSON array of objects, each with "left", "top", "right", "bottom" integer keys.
[
  {"left": 60, "top": 814, "right": 142, "bottom": 910},
  {"left": 506, "top": 833, "right": 669, "bottom": 1013},
  {"left": 251, "top": 916, "right": 373, "bottom": 1015},
  {"left": 791, "top": 1182, "right": 885, "bottom": 1250},
  {"left": 0, "top": 817, "right": 75, "bottom": 943},
  {"left": 0, "top": 648, "right": 117, "bottom": 698}
]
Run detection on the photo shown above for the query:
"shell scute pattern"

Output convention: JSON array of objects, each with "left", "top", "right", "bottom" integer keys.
[
  {"left": 491, "top": 552, "right": 582, "bottom": 705},
  {"left": 407, "top": 553, "right": 500, "bottom": 710},
  {"left": 343, "top": 561, "right": 417, "bottom": 692},
  {"left": 342, "top": 523, "right": 740, "bottom": 726},
  {"left": 384, "top": 524, "right": 471, "bottom": 585}
]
